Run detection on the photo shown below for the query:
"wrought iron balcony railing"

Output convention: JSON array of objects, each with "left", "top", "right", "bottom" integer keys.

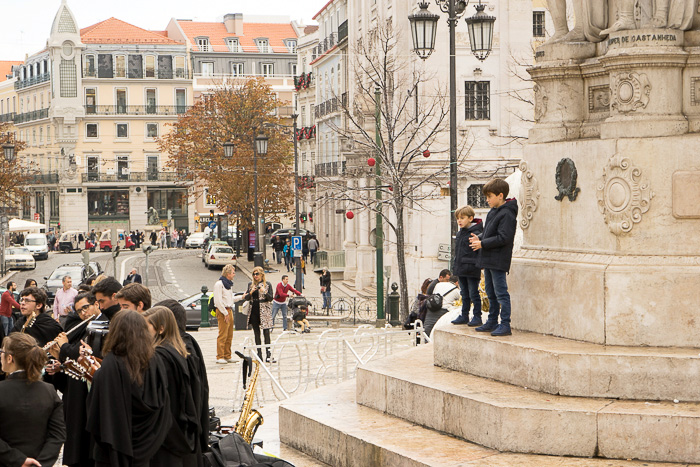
[
  {"left": 81, "top": 171, "right": 193, "bottom": 183},
  {"left": 13, "top": 108, "right": 49, "bottom": 124},
  {"left": 84, "top": 105, "right": 191, "bottom": 116},
  {"left": 14, "top": 73, "right": 50, "bottom": 90}
]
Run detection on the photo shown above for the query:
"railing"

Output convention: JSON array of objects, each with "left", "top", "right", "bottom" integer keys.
[
  {"left": 277, "top": 106, "right": 296, "bottom": 118},
  {"left": 13, "top": 108, "right": 49, "bottom": 124},
  {"left": 81, "top": 171, "right": 192, "bottom": 183},
  {"left": 28, "top": 173, "right": 59, "bottom": 184},
  {"left": 313, "top": 249, "right": 346, "bottom": 270},
  {"left": 84, "top": 105, "right": 190, "bottom": 116},
  {"left": 0, "top": 113, "right": 16, "bottom": 123},
  {"left": 314, "top": 161, "right": 346, "bottom": 177},
  {"left": 83, "top": 68, "right": 191, "bottom": 79},
  {"left": 315, "top": 95, "right": 345, "bottom": 119},
  {"left": 14, "top": 73, "right": 50, "bottom": 90},
  {"left": 338, "top": 20, "right": 348, "bottom": 43},
  {"left": 315, "top": 32, "right": 338, "bottom": 57}
]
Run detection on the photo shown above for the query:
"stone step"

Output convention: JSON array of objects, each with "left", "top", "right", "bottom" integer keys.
[
  {"left": 356, "top": 345, "right": 700, "bottom": 463},
  {"left": 279, "top": 380, "right": 692, "bottom": 467},
  {"left": 433, "top": 325, "right": 700, "bottom": 401}
]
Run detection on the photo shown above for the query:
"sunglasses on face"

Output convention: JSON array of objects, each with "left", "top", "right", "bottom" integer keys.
[{"left": 252, "top": 273, "right": 261, "bottom": 276}]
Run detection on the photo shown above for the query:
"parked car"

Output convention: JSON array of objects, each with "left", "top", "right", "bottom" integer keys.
[
  {"left": 179, "top": 292, "right": 215, "bottom": 330},
  {"left": 269, "top": 228, "right": 315, "bottom": 249},
  {"left": 4, "top": 247, "right": 36, "bottom": 270},
  {"left": 202, "top": 241, "right": 228, "bottom": 263},
  {"left": 58, "top": 231, "right": 86, "bottom": 253},
  {"left": 185, "top": 232, "right": 207, "bottom": 249},
  {"left": 23, "top": 233, "right": 49, "bottom": 260},
  {"left": 204, "top": 245, "right": 237, "bottom": 270},
  {"left": 43, "top": 261, "right": 103, "bottom": 303},
  {"left": 98, "top": 229, "right": 136, "bottom": 251}
]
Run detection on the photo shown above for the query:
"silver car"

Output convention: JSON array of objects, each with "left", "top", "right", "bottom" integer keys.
[{"left": 4, "top": 247, "right": 36, "bottom": 270}]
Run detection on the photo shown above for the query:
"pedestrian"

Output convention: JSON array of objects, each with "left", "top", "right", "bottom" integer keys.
[
  {"left": 159, "top": 228, "right": 167, "bottom": 249},
  {"left": 0, "top": 333, "right": 66, "bottom": 467},
  {"left": 302, "top": 240, "right": 309, "bottom": 263},
  {"left": 0, "top": 282, "right": 20, "bottom": 336},
  {"left": 53, "top": 275, "right": 78, "bottom": 328},
  {"left": 150, "top": 230, "right": 157, "bottom": 246},
  {"left": 319, "top": 267, "right": 332, "bottom": 313},
  {"left": 308, "top": 236, "right": 319, "bottom": 264},
  {"left": 135, "top": 230, "right": 142, "bottom": 248},
  {"left": 283, "top": 239, "right": 292, "bottom": 272},
  {"left": 424, "top": 275, "right": 460, "bottom": 337},
  {"left": 123, "top": 267, "right": 143, "bottom": 285},
  {"left": 13, "top": 287, "right": 62, "bottom": 347},
  {"left": 180, "top": 230, "right": 187, "bottom": 249},
  {"left": 273, "top": 237, "right": 284, "bottom": 264},
  {"left": 115, "top": 283, "right": 151, "bottom": 313},
  {"left": 271, "top": 274, "right": 301, "bottom": 331},
  {"left": 213, "top": 264, "right": 236, "bottom": 364},
  {"left": 86, "top": 310, "right": 170, "bottom": 467},
  {"left": 47, "top": 231, "right": 56, "bottom": 252},
  {"left": 293, "top": 303, "right": 312, "bottom": 333},
  {"left": 89, "top": 229, "right": 97, "bottom": 244},
  {"left": 241, "top": 266, "right": 274, "bottom": 362},
  {"left": 427, "top": 269, "right": 451, "bottom": 295},
  {"left": 171, "top": 229, "right": 179, "bottom": 249},
  {"left": 469, "top": 178, "right": 518, "bottom": 337},
  {"left": 451, "top": 205, "right": 484, "bottom": 327}
]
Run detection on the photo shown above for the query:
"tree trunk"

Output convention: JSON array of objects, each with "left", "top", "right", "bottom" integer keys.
[{"left": 394, "top": 203, "right": 410, "bottom": 323}]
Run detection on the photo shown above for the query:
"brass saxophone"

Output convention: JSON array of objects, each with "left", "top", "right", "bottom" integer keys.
[{"left": 233, "top": 351, "right": 264, "bottom": 444}]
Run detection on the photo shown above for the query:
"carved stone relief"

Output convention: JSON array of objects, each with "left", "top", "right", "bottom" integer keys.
[
  {"left": 596, "top": 154, "right": 654, "bottom": 235},
  {"left": 690, "top": 77, "right": 700, "bottom": 106},
  {"left": 519, "top": 160, "right": 540, "bottom": 229},
  {"left": 588, "top": 85, "right": 610, "bottom": 113},
  {"left": 555, "top": 158, "right": 581, "bottom": 201},
  {"left": 610, "top": 72, "right": 651, "bottom": 113},
  {"left": 533, "top": 84, "right": 547, "bottom": 122}
]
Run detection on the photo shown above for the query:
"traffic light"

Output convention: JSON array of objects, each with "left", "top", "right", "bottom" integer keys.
[
  {"left": 300, "top": 212, "right": 307, "bottom": 222},
  {"left": 308, "top": 212, "right": 313, "bottom": 223},
  {"left": 209, "top": 209, "right": 214, "bottom": 221}
]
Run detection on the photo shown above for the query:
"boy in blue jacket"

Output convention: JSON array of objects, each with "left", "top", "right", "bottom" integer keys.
[
  {"left": 469, "top": 179, "right": 518, "bottom": 336},
  {"left": 451, "top": 205, "right": 484, "bottom": 326}
]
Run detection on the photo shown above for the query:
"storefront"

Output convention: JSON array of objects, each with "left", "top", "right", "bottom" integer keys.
[{"left": 147, "top": 188, "right": 189, "bottom": 230}]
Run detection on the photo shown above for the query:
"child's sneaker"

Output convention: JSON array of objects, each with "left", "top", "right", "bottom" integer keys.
[
  {"left": 451, "top": 315, "right": 470, "bottom": 325},
  {"left": 490, "top": 323, "right": 512, "bottom": 336},
  {"left": 467, "top": 316, "right": 483, "bottom": 327},
  {"left": 475, "top": 321, "right": 498, "bottom": 332}
]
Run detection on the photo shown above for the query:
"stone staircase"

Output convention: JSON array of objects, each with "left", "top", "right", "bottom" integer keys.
[
  {"left": 279, "top": 319, "right": 700, "bottom": 465},
  {"left": 338, "top": 278, "right": 377, "bottom": 300}
]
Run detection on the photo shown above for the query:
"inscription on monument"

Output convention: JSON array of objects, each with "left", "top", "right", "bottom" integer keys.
[
  {"left": 690, "top": 78, "right": 700, "bottom": 106},
  {"left": 608, "top": 33, "right": 677, "bottom": 46}
]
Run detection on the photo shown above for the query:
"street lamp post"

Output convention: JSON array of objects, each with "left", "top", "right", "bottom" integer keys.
[
  {"left": 1, "top": 134, "right": 16, "bottom": 277},
  {"left": 374, "top": 87, "right": 384, "bottom": 324},
  {"left": 409, "top": 0, "right": 495, "bottom": 254},
  {"left": 292, "top": 115, "right": 303, "bottom": 291},
  {"left": 253, "top": 134, "right": 268, "bottom": 265}
]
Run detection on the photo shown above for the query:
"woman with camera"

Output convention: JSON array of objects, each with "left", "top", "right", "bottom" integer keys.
[{"left": 242, "top": 267, "right": 274, "bottom": 362}]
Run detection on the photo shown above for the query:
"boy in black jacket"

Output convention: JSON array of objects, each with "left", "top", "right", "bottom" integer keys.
[
  {"left": 451, "top": 205, "right": 484, "bottom": 326},
  {"left": 469, "top": 179, "right": 518, "bottom": 336}
]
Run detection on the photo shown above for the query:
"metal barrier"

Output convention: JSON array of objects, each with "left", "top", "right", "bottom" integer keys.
[{"left": 232, "top": 323, "right": 429, "bottom": 410}]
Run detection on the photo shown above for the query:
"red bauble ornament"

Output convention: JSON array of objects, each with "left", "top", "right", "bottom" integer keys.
[
  {"left": 388, "top": 185, "right": 393, "bottom": 192},
  {"left": 367, "top": 158, "right": 376, "bottom": 167},
  {"left": 346, "top": 211, "right": 354, "bottom": 219},
  {"left": 423, "top": 149, "right": 430, "bottom": 158}
]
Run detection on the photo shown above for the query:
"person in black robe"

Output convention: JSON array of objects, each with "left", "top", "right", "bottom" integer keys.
[
  {"left": 143, "top": 306, "right": 199, "bottom": 467},
  {"left": 86, "top": 277, "right": 123, "bottom": 358},
  {"left": 12, "top": 287, "right": 62, "bottom": 347},
  {"left": 86, "top": 310, "right": 170, "bottom": 467},
  {"left": 156, "top": 299, "right": 210, "bottom": 464}
]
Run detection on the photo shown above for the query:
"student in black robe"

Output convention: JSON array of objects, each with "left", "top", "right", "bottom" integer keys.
[
  {"left": 12, "top": 287, "right": 62, "bottom": 346},
  {"left": 0, "top": 333, "right": 66, "bottom": 467},
  {"left": 156, "top": 299, "right": 210, "bottom": 464},
  {"left": 144, "top": 306, "right": 199, "bottom": 467},
  {"left": 86, "top": 310, "right": 170, "bottom": 467},
  {"left": 86, "top": 278, "right": 123, "bottom": 359}
]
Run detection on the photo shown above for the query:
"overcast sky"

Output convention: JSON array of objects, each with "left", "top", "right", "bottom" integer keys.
[{"left": 0, "top": 0, "right": 321, "bottom": 60}]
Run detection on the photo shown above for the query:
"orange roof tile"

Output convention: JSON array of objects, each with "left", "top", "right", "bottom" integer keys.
[
  {"left": 80, "top": 18, "right": 182, "bottom": 45},
  {"left": 177, "top": 20, "right": 297, "bottom": 53},
  {"left": 0, "top": 61, "right": 21, "bottom": 81}
]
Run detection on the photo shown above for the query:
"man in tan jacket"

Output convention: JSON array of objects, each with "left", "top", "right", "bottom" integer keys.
[{"left": 214, "top": 264, "right": 236, "bottom": 364}]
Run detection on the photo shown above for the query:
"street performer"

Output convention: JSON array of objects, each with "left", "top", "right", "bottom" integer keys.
[{"left": 13, "top": 287, "right": 62, "bottom": 347}]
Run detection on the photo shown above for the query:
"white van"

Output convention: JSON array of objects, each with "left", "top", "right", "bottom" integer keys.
[{"left": 24, "top": 233, "right": 49, "bottom": 260}]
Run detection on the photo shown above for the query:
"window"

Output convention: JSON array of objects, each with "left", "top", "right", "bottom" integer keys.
[
  {"left": 158, "top": 55, "right": 173, "bottom": 79},
  {"left": 39, "top": 127, "right": 43, "bottom": 145},
  {"left": 286, "top": 40, "right": 297, "bottom": 53},
  {"left": 115, "top": 55, "right": 126, "bottom": 77},
  {"left": 86, "top": 123, "right": 98, "bottom": 138},
  {"left": 226, "top": 38, "right": 240, "bottom": 52},
  {"left": 116, "top": 89, "right": 127, "bottom": 114},
  {"left": 301, "top": 105, "right": 306, "bottom": 126},
  {"left": 50, "top": 191, "right": 59, "bottom": 218},
  {"left": 533, "top": 11, "right": 546, "bottom": 38},
  {"left": 87, "top": 155, "right": 99, "bottom": 181},
  {"left": 465, "top": 81, "right": 490, "bottom": 120},
  {"left": 146, "top": 89, "right": 157, "bottom": 114},
  {"left": 146, "top": 123, "right": 158, "bottom": 138},
  {"left": 257, "top": 39, "right": 270, "bottom": 53},
  {"left": 467, "top": 184, "right": 488, "bottom": 208},
  {"left": 261, "top": 63, "right": 274, "bottom": 77},
  {"left": 117, "top": 155, "right": 129, "bottom": 180},
  {"left": 98, "top": 54, "right": 113, "bottom": 78},
  {"left": 85, "top": 88, "right": 96, "bottom": 114},
  {"left": 291, "top": 64, "right": 297, "bottom": 76},
  {"left": 201, "top": 62, "right": 214, "bottom": 76},
  {"left": 175, "top": 89, "right": 186, "bottom": 113},
  {"left": 175, "top": 56, "right": 186, "bottom": 78},
  {"left": 145, "top": 56, "right": 156, "bottom": 78},
  {"left": 128, "top": 55, "right": 143, "bottom": 78},
  {"left": 147, "top": 155, "right": 158, "bottom": 180},
  {"left": 197, "top": 37, "right": 210, "bottom": 52},
  {"left": 205, "top": 189, "right": 217, "bottom": 206},
  {"left": 231, "top": 63, "right": 244, "bottom": 76},
  {"left": 116, "top": 123, "right": 128, "bottom": 138},
  {"left": 84, "top": 54, "right": 96, "bottom": 77},
  {"left": 88, "top": 190, "right": 129, "bottom": 217}
]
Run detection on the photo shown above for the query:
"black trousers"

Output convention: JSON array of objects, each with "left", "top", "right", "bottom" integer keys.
[{"left": 251, "top": 324, "right": 271, "bottom": 360}]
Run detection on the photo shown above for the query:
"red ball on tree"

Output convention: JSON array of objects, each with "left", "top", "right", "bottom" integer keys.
[
  {"left": 367, "top": 157, "right": 376, "bottom": 167},
  {"left": 346, "top": 211, "right": 354, "bottom": 219},
  {"left": 423, "top": 149, "right": 430, "bottom": 158}
]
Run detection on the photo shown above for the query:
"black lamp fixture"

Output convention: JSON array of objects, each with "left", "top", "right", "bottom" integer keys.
[
  {"left": 255, "top": 134, "right": 269, "bottom": 155},
  {"left": 408, "top": 2, "right": 440, "bottom": 60},
  {"left": 465, "top": 1, "right": 496, "bottom": 61},
  {"left": 223, "top": 141, "right": 235, "bottom": 159},
  {"left": 2, "top": 139, "right": 15, "bottom": 163}
]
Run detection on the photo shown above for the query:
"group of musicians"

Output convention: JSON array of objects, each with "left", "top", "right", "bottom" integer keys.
[{"left": 0, "top": 276, "right": 210, "bottom": 467}]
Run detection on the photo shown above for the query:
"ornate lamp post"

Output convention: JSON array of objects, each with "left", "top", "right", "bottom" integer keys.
[
  {"left": 409, "top": 0, "right": 495, "bottom": 252},
  {"left": 1, "top": 134, "right": 16, "bottom": 276},
  {"left": 253, "top": 134, "right": 268, "bottom": 257}
]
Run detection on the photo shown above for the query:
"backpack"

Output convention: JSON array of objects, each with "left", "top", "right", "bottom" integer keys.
[{"left": 425, "top": 286, "right": 458, "bottom": 312}]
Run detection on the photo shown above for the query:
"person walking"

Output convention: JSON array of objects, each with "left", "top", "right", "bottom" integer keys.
[
  {"left": 273, "top": 237, "right": 284, "bottom": 264},
  {"left": 123, "top": 268, "right": 143, "bottom": 285},
  {"left": 241, "top": 267, "right": 274, "bottom": 362},
  {"left": 308, "top": 236, "right": 319, "bottom": 264},
  {"left": 213, "top": 265, "right": 236, "bottom": 364},
  {"left": 0, "top": 282, "right": 20, "bottom": 336},
  {"left": 53, "top": 275, "right": 78, "bottom": 328},
  {"left": 283, "top": 240, "right": 293, "bottom": 272},
  {"left": 171, "top": 229, "right": 179, "bottom": 249},
  {"left": 159, "top": 228, "right": 167, "bottom": 249},
  {"left": 319, "top": 267, "right": 332, "bottom": 314},
  {"left": 271, "top": 275, "right": 301, "bottom": 331},
  {"left": 150, "top": 230, "right": 157, "bottom": 247}
]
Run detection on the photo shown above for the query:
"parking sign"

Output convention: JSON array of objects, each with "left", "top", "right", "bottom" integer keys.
[{"left": 292, "top": 235, "right": 302, "bottom": 250}]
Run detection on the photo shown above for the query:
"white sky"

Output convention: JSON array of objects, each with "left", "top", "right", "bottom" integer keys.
[{"left": 0, "top": 0, "right": 322, "bottom": 60}]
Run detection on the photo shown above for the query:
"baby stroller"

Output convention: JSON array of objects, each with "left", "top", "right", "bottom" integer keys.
[{"left": 288, "top": 296, "right": 311, "bottom": 333}]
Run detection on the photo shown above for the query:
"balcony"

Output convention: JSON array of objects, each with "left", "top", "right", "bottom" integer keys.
[
  {"left": 314, "top": 94, "right": 346, "bottom": 119},
  {"left": 338, "top": 20, "right": 348, "bottom": 43},
  {"left": 315, "top": 161, "right": 346, "bottom": 177},
  {"left": 0, "top": 113, "right": 16, "bottom": 123},
  {"left": 28, "top": 173, "right": 59, "bottom": 185},
  {"left": 81, "top": 171, "right": 193, "bottom": 183},
  {"left": 14, "top": 73, "right": 50, "bottom": 90},
  {"left": 13, "top": 108, "right": 49, "bottom": 124},
  {"left": 315, "top": 32, "right": 338, "bottom": 57},
  {"left": 84, "top": 105, "right": 191, "bottom": 116}
]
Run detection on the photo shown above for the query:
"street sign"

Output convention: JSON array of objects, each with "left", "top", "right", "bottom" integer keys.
[
  {"left": 437, "top": 251, "right": 451, "bottom": 261},
  {"left": 292, "top": 235, "right": 302, "bottom": 250},
  {"left": 208, "top": 221, "right": 217, "bottom": 230},
  {"left": 34, "top": 213, "right": 40, "bottom": 222},
  {"left": 293, "top": 249, "right": 302, "bottom": 257},
  {"left": 438, "top": 243, "right": 451, "bottom": 253}
]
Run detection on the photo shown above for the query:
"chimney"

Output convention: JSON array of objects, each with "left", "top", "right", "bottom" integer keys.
[{"left": 224, "top": 13, "right": 243, "bottom": 35}]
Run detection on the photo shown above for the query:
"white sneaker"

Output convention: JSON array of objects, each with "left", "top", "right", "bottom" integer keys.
[
  {"left": 226, "top": 358, "right": 238, "bottom": 364},
  {"left": 216, "top": 359, "right": 228, "bottom": 364}
]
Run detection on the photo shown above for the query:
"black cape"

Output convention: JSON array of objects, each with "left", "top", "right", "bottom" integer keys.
[
  {"left": 13, "top": 312, "right": 63, "bottom": 346},
  {"left": 182, "top": 332, "right": 210, "bottom": 465},
  {"left": 86, "top": 353, "right": 171, "bottom": 467}
]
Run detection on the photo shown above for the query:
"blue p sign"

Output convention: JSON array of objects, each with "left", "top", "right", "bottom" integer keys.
[{"left": 292, "top": 235, "right": 302, "bottom": 250}]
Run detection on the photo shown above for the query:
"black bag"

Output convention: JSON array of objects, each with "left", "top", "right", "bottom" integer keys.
[
  {"left": 204, "top": 432, "right": 295, "bottom": 467},
  {"left": 425, "top": 286, "right": 458, "bottom": 312}
]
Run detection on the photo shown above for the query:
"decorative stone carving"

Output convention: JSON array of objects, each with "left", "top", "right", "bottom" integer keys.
[
  {"left": 555, "top": 158, "right": 581, "bottom": 201},
  {"left": 533, "top": 84, "right": 547, "bottom": 122},
  {"left": 610, "top": 72, "right": 651, "bottom": 113},
  {"left": 596, "top": 154, "right": 654, "bottom": 235},
  {"left": 518, "top": 161, "right": 540, "bottom": 229},
  {"left": 690, "top": 77, "right": 700, "bottom": 106},
  {"left": 588, "top": 85, "right": 610, "bottom": 113}
]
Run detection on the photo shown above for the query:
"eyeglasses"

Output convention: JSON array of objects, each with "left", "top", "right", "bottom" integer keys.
[
  {"left": 77, "top": 304, "right": 92, "bottom": 313},
  {"left": 0, "top": 349, "right": 10, "bottom": 356},
  {"left": 19, "top": 298, "right": 36, "bottom": 304}
]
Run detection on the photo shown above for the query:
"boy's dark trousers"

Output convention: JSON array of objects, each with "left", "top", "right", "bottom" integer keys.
[
  {"left": 483, "top": 268, "right": 511, "bottom": 325},
  {"left": 458, "top": 276, "right": 481, "bottom": 320}
]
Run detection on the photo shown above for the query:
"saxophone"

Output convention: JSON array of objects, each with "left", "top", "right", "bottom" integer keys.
[{"left": 233, "top": 351, "right": 264, "bottom": 444}]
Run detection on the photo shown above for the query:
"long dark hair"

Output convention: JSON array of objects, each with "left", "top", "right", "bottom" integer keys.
[
  {"left": 143, "top": 306, "right": 188, "bottom": 358},
  {"left": 103, "top": 310, "right": 153, "bottom": 386},
  {"left": 2, "top": 333, "right": 47, "bottom": 382}
]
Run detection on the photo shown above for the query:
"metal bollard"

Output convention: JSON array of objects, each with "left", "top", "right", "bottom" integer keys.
[
  {"left": 200, "top": 285, "right": 210, "bottom": 328},
  {"left": 388, "top": 282, "right": 400, "bottom": 326}
]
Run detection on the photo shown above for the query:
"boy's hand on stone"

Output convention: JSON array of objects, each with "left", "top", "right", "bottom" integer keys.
[{"left": 469, "top": 233, "right": 481, "bottom": 250}]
